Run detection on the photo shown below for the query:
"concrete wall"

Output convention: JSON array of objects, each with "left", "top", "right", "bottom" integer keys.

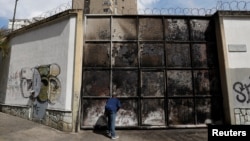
[
  {"left": 0, "top": 46, "right": 10, "bottom": 105},
  {"left": 216, "top": 12, "right": 250, "bottom": 125},
  {"left": 0, "top": 12, "right": 78, "bottom": 131},
  {"left": 5, "top": 17, "right": 76, "bottom": 110},
  {"left": 224, "top": 17, "right": 250, "bottom": 125}
]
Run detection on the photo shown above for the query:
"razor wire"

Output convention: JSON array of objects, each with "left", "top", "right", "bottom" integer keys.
[
  {"left": 14, "top": 1, "right": 72, "bottom": 27},
  {"left": 29, "top": 2, "right": 72, "bottom": 23},
  {"left": 14, "top": 0, "right": 250, "bottom": 30},
  {"left": 138, "top": 1, "right": 250, "bottom": 15}
]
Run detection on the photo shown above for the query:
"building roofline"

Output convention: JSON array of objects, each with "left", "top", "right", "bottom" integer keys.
[
  {"left": 8, "top": 9, "right": 82, "bottom": 38},
  {"left": 215, "top": 10, "right": 250, "bottom": 17}
]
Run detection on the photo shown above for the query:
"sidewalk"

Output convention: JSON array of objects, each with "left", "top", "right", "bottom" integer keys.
[{"left": 0, "top": 112, "right": 208, "bottom": 141}]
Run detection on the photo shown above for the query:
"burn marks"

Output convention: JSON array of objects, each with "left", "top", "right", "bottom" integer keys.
[{"left": 81, "top": 16, "right": 222, "bottom": 128}]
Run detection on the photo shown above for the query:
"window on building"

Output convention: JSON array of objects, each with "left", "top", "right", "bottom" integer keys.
[
  {"left": 103, "top": 8, "right": 111, "bottom": 13},
  {"left": 103, "top": 0, "right": 112, "bottom": 5}
]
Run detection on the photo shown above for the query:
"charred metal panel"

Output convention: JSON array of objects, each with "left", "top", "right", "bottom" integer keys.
[
  {"left": 112, "top": 71, "right": 138, "bottom": 97},
  {"left": 196, "top": 98, "right": 223, "bottom": 124},
  {"left": 82, "top": 71, "right": 110, "bottom": 96},
  {"left": 112, "top": 43, "right": 138, "bottom": 67},
  {"left": 165, "top": 19, "right": 189, "bottom": 41},
  {"left": 112, "top": 17, "right": 137, "bottom": 40},
  {"left": 82, "top": 15, "right": 223, "bottom": 129},
  {"left": 208, "top": 70, "right": 221, "bottom": 95},
  {"left": 192, "top": 43, "right": 219, "bottom": 68},
  {"left": 196, "top": 98, "right": 211, "bottom": 124},
  {"left": 140, "top": 43, "right": 165, "bottom": 67},
  {"left": 168, "top": 99, "right": 194, "bottom": 125},
  {"left": 141, "top": 71, "right": 164, "bottom": 96},
  {"left": 81, "top": 99, "right": 107, "bottom": 127},
  {"left": 81, "top": 99, "right": 138, "bottom": 127},
  {"left": 202, "top": 43, "right": 218, "bottom": 67},
  {"left": 194, "top": 70, "right": 221, "bottom": 95},
  {"left": 86, "top": 17, "right": 110, "bottom": 40},
  {"left": 166, "top": 43, "right": 191, "bottom": 67},
  {"left": 190, "top": 19, "right": 210, "bottom": 41},
  {"left": 141, "top": 99, "right": 165, "bottom": 125},
  {"left": 116, "top": 99, "right": 138, "bottom": 126},
  {"left": 192, "top": 44, "right": 209, "bottom": 67},
  {"left": 84, "top": 43, "right": 110, "bottom": 67},
  {"left": 167, "top": 70, "right": 193, "bottom": 96},
  {"left": 139, "top": 18, "right": 163, "bottom": 40},
  {"left": 193, "top": 70, "right": 210, "bottom": 95}
]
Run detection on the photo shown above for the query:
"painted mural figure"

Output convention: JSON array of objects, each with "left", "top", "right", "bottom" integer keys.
[
  {"left": 104, "top": 92, "right": 121, "bottom": 140},
  {"left": 20, "top": 63, "right": 61, "bottom": 120},
  {"left": 20, "top": 63, "right": 61, "bottom": 104}
]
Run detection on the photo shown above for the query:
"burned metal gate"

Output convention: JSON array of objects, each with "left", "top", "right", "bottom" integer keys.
[{"left": 80, "top": 15, "right": 224, "bottom": 129}]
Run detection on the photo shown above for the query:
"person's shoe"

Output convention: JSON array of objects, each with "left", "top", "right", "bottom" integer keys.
[
  {"left": 111, "top": 135, "right": 119, "bottom": 139},
  {"left": 107, "top": 133, "right": 111, "bottom": 137}
]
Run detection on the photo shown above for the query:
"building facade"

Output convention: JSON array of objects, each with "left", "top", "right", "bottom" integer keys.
[
  {"left": 1, "top": 10, "right": 250, "bottom": 132},
  {"left": 8, "top": 17, "right": 44, "bottom": 31},
  {"left": 8, "top": 19, "right": 30, "bottom": 31},
  {"left": 72, "top": 0, "right": 137, "bottom": 14}
]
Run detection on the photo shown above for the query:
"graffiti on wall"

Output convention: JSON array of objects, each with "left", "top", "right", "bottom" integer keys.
[
  {"left": 20, "top": 63, "right": 61, "bottom": 104},
  {"left": 234, "top": 108, "right": 250, "bottom": 125},
  {"left": 7, "top": 70, "right": 21, "bottom": 97},
  {"left": 233, "top": 77, "right": 250, "bottom": 104},
  {"left": 21, "top": 63, "right": 61, "bottom": 119},
  {"left": 6, "top": 63, "right": 62, "bottom": 119}
]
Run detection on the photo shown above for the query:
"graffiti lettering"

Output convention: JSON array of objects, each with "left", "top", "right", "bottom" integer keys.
[
  {"left": 33, "top": 104, "right": 40, "bottom": 115},
  {"left": 7, "top": 71, "right": 21, "bottom": 97},
  {"left": 233, "top": 82, "right": 250, "bottom": 104}
]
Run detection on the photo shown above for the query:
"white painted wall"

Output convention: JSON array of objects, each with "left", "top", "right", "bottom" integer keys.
[
  {"left": 223, "top": 17, "right": 250, "bottom": 114},
  {"left": 223, "top": 17, "right": 250, "bottom": 68},
  {"left": 5, "top": 17, "right": 76, "bottom": 111}
]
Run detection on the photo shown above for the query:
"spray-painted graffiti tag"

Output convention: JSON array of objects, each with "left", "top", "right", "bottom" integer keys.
[
  {"left": 20, "top": 63, "right": 61, "bottom": 120},
  {"left": 233, "top": 80, "right": 250, "bottom": 104},
  {"left": 20, "top": 63, "right": 61, "bottom": 104}
]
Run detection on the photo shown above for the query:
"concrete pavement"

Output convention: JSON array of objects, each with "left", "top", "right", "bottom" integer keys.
[{"left": 0, "top": 112, "right": 208, "bottom": 141}]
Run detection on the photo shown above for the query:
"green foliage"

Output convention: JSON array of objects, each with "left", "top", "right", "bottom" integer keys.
[{"left": 0, "top": 27, "right": 9, "bottom": 58}]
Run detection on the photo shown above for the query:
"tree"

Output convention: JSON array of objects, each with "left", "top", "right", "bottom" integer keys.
[{"left": 0, "top": 27, "right": 9, "bottom": 58}]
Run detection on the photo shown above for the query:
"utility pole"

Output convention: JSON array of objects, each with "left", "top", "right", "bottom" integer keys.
[{"left": 11, "top": 0, "right": 19, "bottom": 32}]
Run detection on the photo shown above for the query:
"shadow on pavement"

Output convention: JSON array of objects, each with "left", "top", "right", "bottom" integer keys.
[{"left": 92, "top": 115, "right": 110, "bottom": 139}]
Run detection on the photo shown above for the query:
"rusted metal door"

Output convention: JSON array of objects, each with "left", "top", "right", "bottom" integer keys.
[{"left": 80, "top": 15, "right": 224, "bottom": 129}]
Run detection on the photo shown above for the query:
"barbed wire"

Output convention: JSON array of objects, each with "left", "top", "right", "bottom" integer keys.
[
  {"left": 137, "top": 7, "right": 218, "bottom": 15},
  {"left": 29, "top": 2, "right": 72, "bottom": 23},
  {"left": 14, "top": 0, "right": 250, "bottom": 31},
  {"left": 138, "top": 0, "right": 250, "bottom": 15}
]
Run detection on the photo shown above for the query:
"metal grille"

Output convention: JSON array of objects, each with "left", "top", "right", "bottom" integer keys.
[{"left": 81, "top": 15, "right": 223, "bottom": 129}]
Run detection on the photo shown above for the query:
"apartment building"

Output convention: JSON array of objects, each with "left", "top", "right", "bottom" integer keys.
[
  {"left": 8, "top": 19, "right": 30, "bottom": 31},
  {"left": 72, "top": 0, "right": 137, "bottom": 14}
]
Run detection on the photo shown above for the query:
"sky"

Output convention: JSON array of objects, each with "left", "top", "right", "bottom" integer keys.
[
  {"left": 138, "top": 0, "right": 218, "bottom": 10},
  {"left": 0, "top": 0, "right": 247, "bottom": 29}
]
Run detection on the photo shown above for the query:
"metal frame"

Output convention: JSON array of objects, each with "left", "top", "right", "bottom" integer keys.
[{"left": 81, "top": 14, "right": 223, "bottom": 129}]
